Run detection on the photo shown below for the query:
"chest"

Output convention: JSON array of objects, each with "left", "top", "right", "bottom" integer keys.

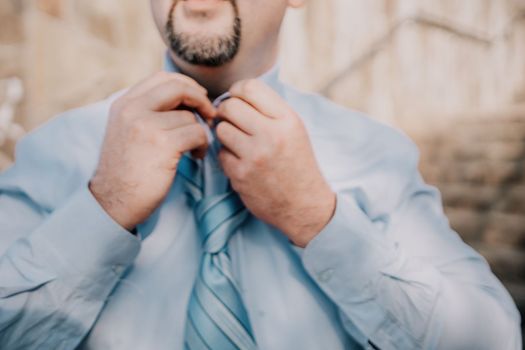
[{"left": 80, "top": 182, "right": 358, "bottom": 349}]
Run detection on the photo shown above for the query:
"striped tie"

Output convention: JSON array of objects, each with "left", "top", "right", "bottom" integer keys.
[{"left": 177, "top": 152, "right": 257, "bottom": 350}]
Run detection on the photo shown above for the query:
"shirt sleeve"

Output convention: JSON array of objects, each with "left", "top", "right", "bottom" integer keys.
[
  {"left": 0, "top": 102, "right": 141, "bottom": 349},
  {"left": 302, "top": 174, "right": 522, "bottom": 349},
  {"left": 0, "top": 183, "right": 140, "bottom": 349}
]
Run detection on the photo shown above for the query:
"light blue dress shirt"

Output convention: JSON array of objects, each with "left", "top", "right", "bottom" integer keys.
[{"left": 0, "top": 55, "right": 521, "bottom": 350}]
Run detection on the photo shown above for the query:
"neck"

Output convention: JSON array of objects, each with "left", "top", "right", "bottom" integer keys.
[{"left": 169, "top": 42, "right": 279, "bottom": 99}]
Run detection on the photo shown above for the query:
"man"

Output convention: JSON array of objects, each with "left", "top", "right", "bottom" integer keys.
[{"left": 0, "top": 0, "right": 521, "bottom": 349}]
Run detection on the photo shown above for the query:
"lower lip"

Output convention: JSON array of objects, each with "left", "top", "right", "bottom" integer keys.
[{"left": 182, "top": 0, "right": 225, "bottom": 11}]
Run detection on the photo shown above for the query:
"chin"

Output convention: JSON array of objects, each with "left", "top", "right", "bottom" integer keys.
[
  {"left": 172, "top": 0, "right": 237, "bottom": 36},
  {"left": 167, "top": 0, "right": 241, "bottom": 67}
]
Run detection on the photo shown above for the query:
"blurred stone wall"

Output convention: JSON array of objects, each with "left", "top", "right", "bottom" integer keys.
[
  {"left": 281, "top": 0, "right": 525, "bottom": 128},
  {"left": 1, "top": 0, "right": 525, "bottom": 334},
  {"left": 416, "top": 106, "right": 525, "bottom": 319}
]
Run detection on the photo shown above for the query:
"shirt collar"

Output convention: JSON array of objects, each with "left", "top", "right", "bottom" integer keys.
[
  {"left": 163, "top": 51, "right": 284, "bottom": 104},
  {"left": 163, "top": 51, "right": 286, "bottom": 159}
]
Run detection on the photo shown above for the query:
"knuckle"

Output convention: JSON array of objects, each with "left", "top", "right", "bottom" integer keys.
[
  {"left": 190, "top": 124, "right": 207, "bottom": 142},
  {"left": 180, "top": 85, "right": 196, "bottom": 100},
  {"left": 173, "top": 72, "right": 189, "bottom": 81},
  {"left": 158, "top": 80, "right": 176, "bottom": 95},
  {"left": 159, "top": 80, "right": 183, "bottom": 97},
  {"left": 220, "top": 98, "right": 243, "bottom": 117},
  {"left": 240, "top": 79, "right": 259, "bottom": 97},
  {"left": 177, "top": 77, "right": 194, "bottom": 89},
  {"left": 169, "top": 79, "right": 187, "bottom": 92},
  {"left": 129, "top": 117, "right": 148, "bottom": 135},
  {"left": 154, "top": 132, "right": 170, "bottom": 147},
  {"left": 178, "top": 110, "right": 196, "bottom": 123},
  {"left": 218, "top": 99, "right": 234, "bottom": 115},
  {"left": 215, "top": 121, "right": 229, "bottom": 138},
  {"left": 229, "top": 97, "right": 244, "bottom": 109}
]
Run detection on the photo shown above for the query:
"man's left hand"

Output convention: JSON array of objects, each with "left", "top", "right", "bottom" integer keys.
[{"left": 216, "top": 79, "right": 336, "bottom": 248}]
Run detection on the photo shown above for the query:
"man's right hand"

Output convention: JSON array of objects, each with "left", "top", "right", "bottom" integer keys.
[{"left": 89, "top": 72, "right": 216, "bottom": 230}]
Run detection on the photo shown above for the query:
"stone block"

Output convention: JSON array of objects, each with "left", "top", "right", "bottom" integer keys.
[
  {"left": 484, "top": 160, "right": 523, "bottom": 185},
  {"left": 483, "top": 212, "right": 525, "bottom": 248},
  {"left": 444, "top": 207, "right": 485, "bottom": 242},
  {"left": 418, "top": 162, "right": 446, "bottom": 185},
  {"left": 492, "top": 185, "right": 525, "bottom": 214},
  {"left": 458, "top": 122, "right": 525, "bottom": 143},
  {"left": 441, "top": 160, "right": 522, "bottom": 185},
  {"left": 485, "top": 141, "right": 525, "bottom": 161},
  {"left": 450, "top": 141, "right": 487, "bottom": 161},
  {"left": 440, "top": 184, "right": 498, "bottom": 210},
  {"left": 459, "top": 161, "right": 490, "bottom": 184},
  {"left": 475, "top": 244, "right": 525, "bottom": 283}
]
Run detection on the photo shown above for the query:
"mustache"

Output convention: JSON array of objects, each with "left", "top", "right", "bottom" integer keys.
[
  {"left": 168, "top": 0, "right": 239, "bottom": 23},
  {"left": 173, "top": 0, "right": 237, "bottom": 6}
]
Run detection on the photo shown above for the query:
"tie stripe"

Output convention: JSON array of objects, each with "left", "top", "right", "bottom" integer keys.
[
  {"left": 188, "top": 293, "right": 238, "bottom": 349},
  {"left": 179, "top": 153, "right": 257, "bottom": 350},
  {"left": 195, "top": 192, "right": 232, "bottom": 221},
  {"left": 199, "top": 255, "right": 253, "bottom": 333},
  {"left": 178, "top": 155, "right": 204, "bottom": 203},
  {"left": 202, "top": 207, "right": 248, "bottom": 254},
  {"left": 186, "top": 316, "right": 212, "bottom": 350},
  {"left": 199, "top": 195, "right": 245, "bottom": 244},
  {"left": 195, "top": 274, "right": 255, "bottom": 349}
]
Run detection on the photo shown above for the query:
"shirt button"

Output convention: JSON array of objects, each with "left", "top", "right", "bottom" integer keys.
[
  {"left": 112, "top": 264, "right": 125, "bottom": 275},
  {"left": 317, "top": 268, "right": 334, "bottom": 282}
]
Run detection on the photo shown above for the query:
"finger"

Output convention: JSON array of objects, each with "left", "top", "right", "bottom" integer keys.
[
  {"left": 229, "top": 79, "right": 293, "bottom": 119},
  {"left": 167, "top": 123, "right": 209, "bottom": 155},
  {"left": 154, "top": 111, "right": 208, "bottom": 158},
  {"left": 218, "top": 147, "right": 242, "bottom": 180},
  {"left": 134, "top": 80, "right": 216, "bottom": 119},
  {"left": 215, "top": 121, "right": 251, "bottom": 158},
  {"left": 123, "top": 71, "right": 207, "bottom": 100},
  {"left": 149, "top": 110, "right": 198, "bottom": 130},
  {"left": 216, "top": 97, "right": 266, "bottom": 135}
]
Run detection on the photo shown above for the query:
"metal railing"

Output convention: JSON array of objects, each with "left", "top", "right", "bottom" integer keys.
[{"left": 319, "top": 10, "right": 525, "bottom": 95}]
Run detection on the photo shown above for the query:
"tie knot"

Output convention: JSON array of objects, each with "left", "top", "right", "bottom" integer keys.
[
  {"left": 178, "top": 153, "right": 248, "bottom": 254},
  {"left": 194, "top": 192, "right": 248, "bottom": 253}
]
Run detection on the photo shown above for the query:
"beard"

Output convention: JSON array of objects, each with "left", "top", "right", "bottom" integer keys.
[{"left": 165, "top": 1, "right": 242, "bottom": 67}]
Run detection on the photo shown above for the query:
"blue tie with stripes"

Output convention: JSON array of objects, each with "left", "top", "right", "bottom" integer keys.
[{"left": 177, "top": 146, "right": 257, "bottom": 349}]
